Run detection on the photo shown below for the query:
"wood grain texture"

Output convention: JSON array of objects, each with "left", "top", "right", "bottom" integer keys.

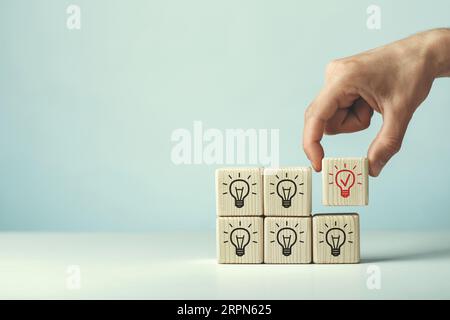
[
  {"left": 263, "top": 167, "right": 312, "bottom": 217},
  {"left": 322, "top": 158, "right": 368, "bottom": 206},
  {"left": 217, "top": 217, "right": 264, "bottom": 264},
  {"left": 312, "top": 214, "right": 360, "bottom": 264},
  {"left": 264, "top": 217, "right": 312, "bottom": 264},
  {"left": 216, "top": 168, "right": 263, "bottom": 216}
]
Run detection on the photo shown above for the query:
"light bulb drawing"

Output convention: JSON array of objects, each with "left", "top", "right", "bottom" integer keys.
[
  {"left": 335, "top": 170, "right": 355, "bottom": 198},
  {"left": 229, "top": 179, "right": 249, "bottom": 208},
  {"left": 326, "top": 228, "right": 346, "bottom": 256},
  {"left": 328, "top": 163, "right": 362, "bottom": 198},
  {"left": 222, "top": 172, "right": 257, "bottom": 208},
  {"left": 277, "top": 227, "right": 297, "bottom": 256},
  {"left": 318, "top": 221, "right": 354, "bottom": 257},
  {"left": 270, "top": 173, "right": 304, "bottom": 208},
  {"left": 269, "top": 220, "right": 305, "bottom": 257},
  {"left": 223, "top": 220, "right": 258, "bottom": 257},
  {"left": 276, "top": 180, "right": 297, "bottom": 208},
  {"left": 230, "top": 228, "right": 250, "bottom": 256}
]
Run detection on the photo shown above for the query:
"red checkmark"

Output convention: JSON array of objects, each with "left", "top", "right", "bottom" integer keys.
[{"left": 340, "top": 174, "right": 351, "bottom": 187}]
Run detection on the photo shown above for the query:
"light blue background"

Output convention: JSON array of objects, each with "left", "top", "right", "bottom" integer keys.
[{"left": 1, "top": 0, "right": 449, "bottom": 231}]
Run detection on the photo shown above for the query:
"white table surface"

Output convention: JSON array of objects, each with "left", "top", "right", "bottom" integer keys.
[{"left": 0, "top": 231, "right": 449, "bottom": 299}]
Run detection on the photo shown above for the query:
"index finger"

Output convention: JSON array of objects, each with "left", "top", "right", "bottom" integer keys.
[{"left": 303, "top": 87, "right": 341, "bottom": 171}]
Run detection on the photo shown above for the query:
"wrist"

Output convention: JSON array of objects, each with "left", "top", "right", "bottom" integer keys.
[{"left": 424, "top": 28, "right": 450, "bottom": 78}]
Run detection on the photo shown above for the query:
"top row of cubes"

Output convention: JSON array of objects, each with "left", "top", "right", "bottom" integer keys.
[{"left": 215, "top": 157, "right": 368, "bottom": 217}]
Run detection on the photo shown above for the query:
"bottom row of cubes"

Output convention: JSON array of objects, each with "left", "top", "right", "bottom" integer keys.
[{"left": 217, "top": 214, "right": 360, "bottom": 264}]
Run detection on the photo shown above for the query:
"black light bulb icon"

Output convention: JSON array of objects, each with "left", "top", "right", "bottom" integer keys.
[
  {"left": 276, "top": 179, "right": 297, "bottom": 208},
  {"left": 326, "top": 228, "right": 346, "bottom": 257},
  {"left": 230, "top": 228, "right": 251, "bottom": 256},
  {"left": 276, "top": 227, "right": 297, "bottom": 256},
  {"left": 229, "top": 179, "right": 250, "bottom": 208}
]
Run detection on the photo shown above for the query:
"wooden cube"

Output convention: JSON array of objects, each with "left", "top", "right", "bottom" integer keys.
[
  {"left": 322, "top": 158, "right": 368, "bottom": 206},
  {"left": 216, "top": 168, "right": 263, "bottom": 216},
  {"left": 312, "top": 214, "right": 360, "bottom": 264},
  {"left": 264, "top": 217, "right": 312, "bottom": 264},
  {"left": 217, "top": 217, "right": 264, "bottom": 264},
  {"left": 263, "top": 167, "right": 312, "bottom": 216}
]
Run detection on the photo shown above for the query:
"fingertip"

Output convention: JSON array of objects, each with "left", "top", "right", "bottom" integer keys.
[
  {"left": 368, "top": 157, "right": 385, "bottom": 177},
  {"left": 369, "top": 167, "right": 380, "bottom": 178},
  {"left": 311, "top": 160, "right": 322, "bottom": 172},
  {"left": 304, "top": 145, "right": 324, "bottom": 173}
]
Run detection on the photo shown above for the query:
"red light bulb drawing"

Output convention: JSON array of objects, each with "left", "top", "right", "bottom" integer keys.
[
  {"left": 335, "top": 170, "right": 355, "bottom": 198},
  {"left": 328, "top": 163, "right": 362, "bottom": 199}
]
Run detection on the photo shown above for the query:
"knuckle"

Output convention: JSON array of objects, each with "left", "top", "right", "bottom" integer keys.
[
  {"left": 304, "top": 106, "right": 313, "bottom": 118},
  {"left": 325, "top": 59, "right": 339, "bottom": 72},
  {"left": 304, "top": 104, "right": 320, "bottom": 121},
  {"left": 302, "top": 140, "right": 316, "bottom": 155},
  {"left": 325, "top": 59, "right": 342, "bottom": 77},
  {"left": 325, "top": 58, "right": 361, "bottom": 82}
]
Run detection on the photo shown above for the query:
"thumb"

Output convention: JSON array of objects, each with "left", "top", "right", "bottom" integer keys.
[{"left": 367, "top": 110, "right": 410, "bottom": 177}]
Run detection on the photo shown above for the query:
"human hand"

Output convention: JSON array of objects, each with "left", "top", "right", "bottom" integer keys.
[{"left": 303, "top": 29, "right": 450, "bottom": 177}]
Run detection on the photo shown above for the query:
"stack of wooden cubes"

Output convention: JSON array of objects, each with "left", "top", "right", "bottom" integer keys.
[{"left": 216, "top": 158, "right": 368, "bottom": 264}]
